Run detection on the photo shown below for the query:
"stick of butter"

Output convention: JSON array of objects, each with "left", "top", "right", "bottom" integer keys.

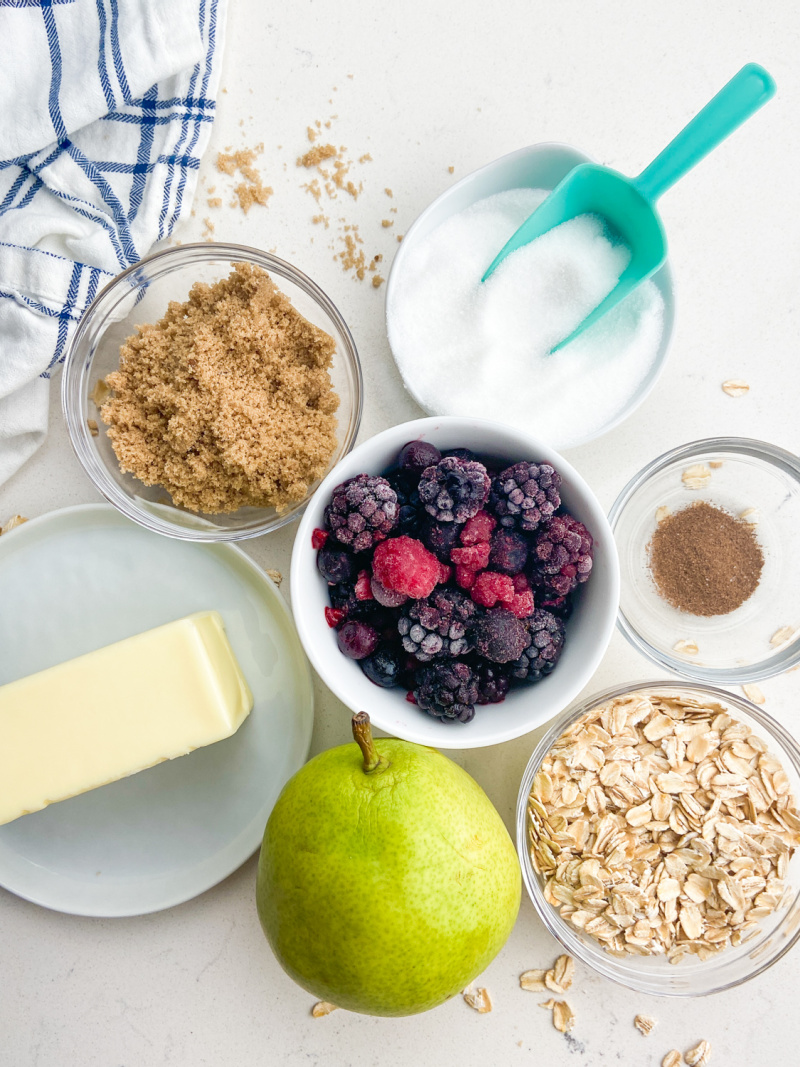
[{"left": 0, "top": 611, "right": 253, "bottom": 826}]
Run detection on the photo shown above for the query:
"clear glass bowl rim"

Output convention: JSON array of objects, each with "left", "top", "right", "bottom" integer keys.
[
  {"left": 516, "top": 678, "right": 800, "bottom": 996},
  {"left": 608, "top": 436, "right": 800, "bottom": 682},
  {"left": 61, "top": 242, "right": 363, "bottom": 542}
]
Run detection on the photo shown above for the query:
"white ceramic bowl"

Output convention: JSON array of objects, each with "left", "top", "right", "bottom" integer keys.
[
  {"left": 385, "top": 142, "right": 675, "bottom": 450},
  {"left": 290, "top": 416, "right": 620, "bottom": 749}
]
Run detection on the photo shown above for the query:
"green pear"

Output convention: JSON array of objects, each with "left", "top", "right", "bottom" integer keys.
[{"left": 256, "top": 712, "right": 520, "bottom": 1016}]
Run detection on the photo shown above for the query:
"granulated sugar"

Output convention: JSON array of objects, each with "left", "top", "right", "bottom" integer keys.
[{"left": 387, "top": 188, "right": 665, "bottom": 449}]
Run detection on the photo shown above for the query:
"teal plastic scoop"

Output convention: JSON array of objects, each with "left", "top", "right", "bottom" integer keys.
[{"left": 482, "top": 63, "right": 776, "bottom": 352}]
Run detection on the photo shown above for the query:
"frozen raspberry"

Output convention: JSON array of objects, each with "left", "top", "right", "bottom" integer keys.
[
  {"left": 490, "top": 462, "right": 561, "bottom": 532},
  {"left": 317, "top": 545, "right": 356, "bottom": 585},
  {"left": 450, "top": 541, "right": 491, "bottom": 570},
  {"left": 398, "top": 440, "right": 442, "bottom": 471},
  {"left": 397, "top": 588, "right": 478, "bottom": 662},
  {"left": 489, "top": 529, "right": 529, "bottom": 575},
  {"left": 325, "top": 474, "right": 398, "bottom": 551},
  {"left": 324, "top": 606, "right": 344, "bottom": 628},
  {"left": 455, "top": 564, "right": 478, "bottom": 590},
  {"left": 530, "top": 514, "right": 594, "bottom": 598},
  {"left": 413, "top": 660, "right": 478, "bottom": 723},
  {"left": 507, "top": 573, "right": 535, "bottom": 619},
  {"left": 370, "top": 576, "right": 409, "bottom": 607},
  {"left": 355, "top": 570, "right": 373, "bottom": 601},
  {"left": 337, "top": 620, "right": 380, "bottom": 660},
  {"left": 418, "top": 456, "right": 490, "bottom": 524},
  {"left": 460, "top": 510, "right": 496, "bottom": 546},
  {"left": 372, "top": 535, "right": 441, "bottom": 599},
  {"left": 510, "top": 609, "right": 565, "bottom": 682},
  {"left": 471, "top": 571, "right": 515, "bottom": 608},
  {"left": 471, "top": 607, "right": 529, "bottom": 663},
  {"left": 311, "top": 528, "right": 329, "bottom": 549},
  {"left": 473, "top": 661, "right": 511, "bottom": 705},
  {"left": 420, "top": 516, "right": 461, "bottom": 562}
]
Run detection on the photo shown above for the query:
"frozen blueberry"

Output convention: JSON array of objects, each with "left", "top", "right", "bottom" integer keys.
[
  {"left": 317, "top": 545, "right": 356, "bottom": 585},
  {"left": 398, "top": 440, "right": 442, "bottom": 472},
  {"left": 361, "top": 647, "right": 403, "bottom": 687}
]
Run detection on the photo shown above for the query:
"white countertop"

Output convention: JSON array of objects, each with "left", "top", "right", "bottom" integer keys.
[{"left": 2, "top": 2, "right": 800, "bottom": 1063}]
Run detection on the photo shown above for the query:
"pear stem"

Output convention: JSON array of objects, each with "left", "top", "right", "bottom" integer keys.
[{"left": 352, "top": 712, "right": 390, "bottom": 775}]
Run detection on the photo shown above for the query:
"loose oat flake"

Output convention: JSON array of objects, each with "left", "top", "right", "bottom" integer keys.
[
  {"left": 741, "top": 684, "right": 765, "bottom": 705},
  {"left": 519, "top": 969, "right": 548, "bottom": 992},
  {"left": 681, "top": 464, "right": 712, "bottom": 490},
  {"left": 662, "top": 1053, "right": 681, "bottom": 1067},
  {"left": 673, "top": 639, "right": 699, "bottom": 655},
  {"left": 1, "top": 515, "right": 27, "bottom": 535},
  {"left": 634, "top": 1014, "right": 656, "bottom": 1036},
  {"left": 89, "top": 378, "right": 111, "bottom": 407},
  {"left": 684, "top": 1039, "right": 712, "bottom": 1066},
  {"left": 528, "top": 688, "right": 800, "bottom": 964},
  {"left": 655, "top": 506, "right": 671, "bottom": 523},
  {"left": 739, "top": 507, "right": 759, "bottom": 524},
  {"left": 551, "top": 1000, "right": 575, "bottom": 1033},
  {"left": 462, "top": 986, "right": 492, "bottom": 1013},
  {"left": 722, "top": 379, "right": 750, "bottom": 397},
  {"left": 771, "top": 626, "right": 797, "bottom": 648},
  {"left": 311, "top": 1001, "right": 338, "bottom": 1017}
]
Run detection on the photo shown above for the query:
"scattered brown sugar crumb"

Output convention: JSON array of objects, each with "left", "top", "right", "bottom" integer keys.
[
  {"left": 381, "top": 219, "right": 393, "bottom": 228},
  {"left": 201, "top": 217, "right": 215, "bottom": 239},
  {"left": 312, "top": 214, "right": 330, "bottom": 228},
  {"left": 207, "top": 197, "right": 222, "bottom": 208},
  {"left": 359, "top": 153, "right": 372, "bottom": 163},
  {"left": 337, "top": 232, "right": 366, "bottom": 280},
  {"left": 397, "top": 235, "right": 403, "bottom": 242},
  {"left": 649, "top": 501, "right": 764, "bottom": 616},
  {"left": 207, "top": 185, "right": 216, "bottom": 194},
  {"left": 297, "top": 144, "right": 337, "bottom": 168},
  {"left": 87, "top": 419, "right": 99, "bottom": 436},
  {"left": 233, "top": 178, "right": 273, "bottom": 214},
  {"left": 101, "top": 263, "right": 339, "bottom": 515},
  {"left": 372, "top": 275, "right": 384, "bottom": 289},
  {"left": 448, "top": 165, "right": 455, "bottom": 174},
  {"left": 303, "top": 178, "right": 322, "bottom": 202},
  {"left": 384, "top": 188, "right": 393, "bottom": 197},
  {"left": 307, "top": 125, "right": 318, "bottom": 142}
]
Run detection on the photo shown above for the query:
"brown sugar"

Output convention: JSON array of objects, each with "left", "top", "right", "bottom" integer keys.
[
  {"left": 648, "top": 501, "right": 764, "bottom": 616},
  {"left": 101, "top": 263, "right": 339, "bottom": 515},
  {"left": 232, "top": 177, "right": 272, "bottom": 213},
  {"left": 215, "top": 147, "right": 271, "bottom": 215},
  {"left": 297, "top": 144, "right": 337, "bottom": 168}
]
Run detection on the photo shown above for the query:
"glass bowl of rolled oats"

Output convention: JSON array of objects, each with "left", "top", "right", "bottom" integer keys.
[
  {"left": 609, "top": 438, "right": 800, "bottom": 683},
  {"left": 516, "top": 681, "right": 800, "bottom": 995}
]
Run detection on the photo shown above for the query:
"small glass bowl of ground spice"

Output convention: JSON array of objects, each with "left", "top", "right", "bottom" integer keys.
[
  {"left": 609, "top": 439, "right": 800, "bottom": 683},
  {"left": 62, "top": 244, "right": 362, "bottom": 541}
]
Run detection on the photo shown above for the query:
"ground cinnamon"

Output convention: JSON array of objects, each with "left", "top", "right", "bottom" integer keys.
[{"left": 649, "top": 501, "right": 763, "bottom": 616}]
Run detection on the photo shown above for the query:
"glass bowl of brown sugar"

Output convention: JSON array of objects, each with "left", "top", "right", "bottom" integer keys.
[
  {"left": 62, "top": 243, "right": 362, "bottom": 542},
  {"left": 609, "top": 439, "right": 800, "bottom": 683}
]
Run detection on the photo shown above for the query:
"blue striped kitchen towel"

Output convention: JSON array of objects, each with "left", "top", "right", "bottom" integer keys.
[{"left": 0, "top": 0, "right": 226, "bottom": 485}]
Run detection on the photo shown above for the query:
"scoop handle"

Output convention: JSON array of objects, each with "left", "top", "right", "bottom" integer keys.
[{"left": 632, "top": 63, "right": 775, "bottom": 203}]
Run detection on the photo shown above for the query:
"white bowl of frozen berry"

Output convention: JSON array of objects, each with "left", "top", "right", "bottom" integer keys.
[{"left": 290, "top": 416, "right": 620, "bottom": 748}]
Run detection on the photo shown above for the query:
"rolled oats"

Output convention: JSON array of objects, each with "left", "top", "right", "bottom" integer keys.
[
  {"left": 519, "top": 969, "right": 548, "bottom": 992},
  {"left": 462, "top": 986, "right": 492, "bottom": 1013},
  {"left": 721, "top": 379, "right": 750, "bottom": 397},
  {"left": 662, "top": 1053, "right": 681, "bottom": 1067},
  {"left": 311, "top": 1001, "right": 337, "bottom": 1017},
  {"left": 527, "top": 688, "right": 800, "bottom": 964},
  {"left": 634, "top": 1013, "right": 656, "bottom": 1036},
  {"left": 0, "top": 514, "right": 27, "bottom": 535},
  {"left": 771, "top": 626, "right": 797, "bottom": 648},
  {"left": 681, "top": 464, "right": 712, "bottom": 490},
  {"left": 684, "top": 1039, "right": 711, "bottom": 1065},
  {"left": 741, "top": 684, "right": 765, "bottom": 705}
]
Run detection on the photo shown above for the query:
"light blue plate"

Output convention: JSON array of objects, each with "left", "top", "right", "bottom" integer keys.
[{"left": 0, "top": 505, "right": 313, "bottom": 917}]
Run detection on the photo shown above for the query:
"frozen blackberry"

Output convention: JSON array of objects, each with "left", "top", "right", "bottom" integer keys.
[
  {"left": 418, "top": 456, "right": 490, "bottom": 524},
  {"left": 398, "top": 440, "right": 442, "bottom": 471},
  {"left": 397, "top": 588, "right": 478, "bottom": 662},
  {"left": 420, "top": 515, "right": 461, "bottom": 562},
  {"left": 471, "top": 607, "right": 529, "bottom": 663},
  {"left": 530, "top": 513, "right": 593, "bottom": 598},
  {"left": 442, "top": 447, "right": 478, "bottom": 463},
  {"left": 325, "top": 474, "right": 398, "bottom": 551},
  {"left": 361, "top": 647, "right": 403, "bottom": 688},
  {"left": 473, "top": 661, "right": 511, "bottom": 705},
  {"left": 413, "top": 660, "right": 478, "bottom": 723},
  {"left": 316, "top": 545, "right": 357, "bottom": 585},
  {"left": 385, "top": 469, "right": 423, "bottom": 536},
  {"left": 489, "top": 462, "right": 561, "bottom": 532},
  {"left": 510, "top": 609, "right": 565, "bottom": 683},
  {"left": 489, "top": 529, "right": 529, "bottom": 575}
]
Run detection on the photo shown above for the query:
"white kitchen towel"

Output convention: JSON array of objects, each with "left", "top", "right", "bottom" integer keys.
[{"left": 0, "top": 0, "right": 226, "bottom": 486}]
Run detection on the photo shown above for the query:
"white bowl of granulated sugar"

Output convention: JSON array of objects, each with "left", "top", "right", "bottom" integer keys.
[{"left": 385, "top": 143, "right": 675, "bottom": 451}]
